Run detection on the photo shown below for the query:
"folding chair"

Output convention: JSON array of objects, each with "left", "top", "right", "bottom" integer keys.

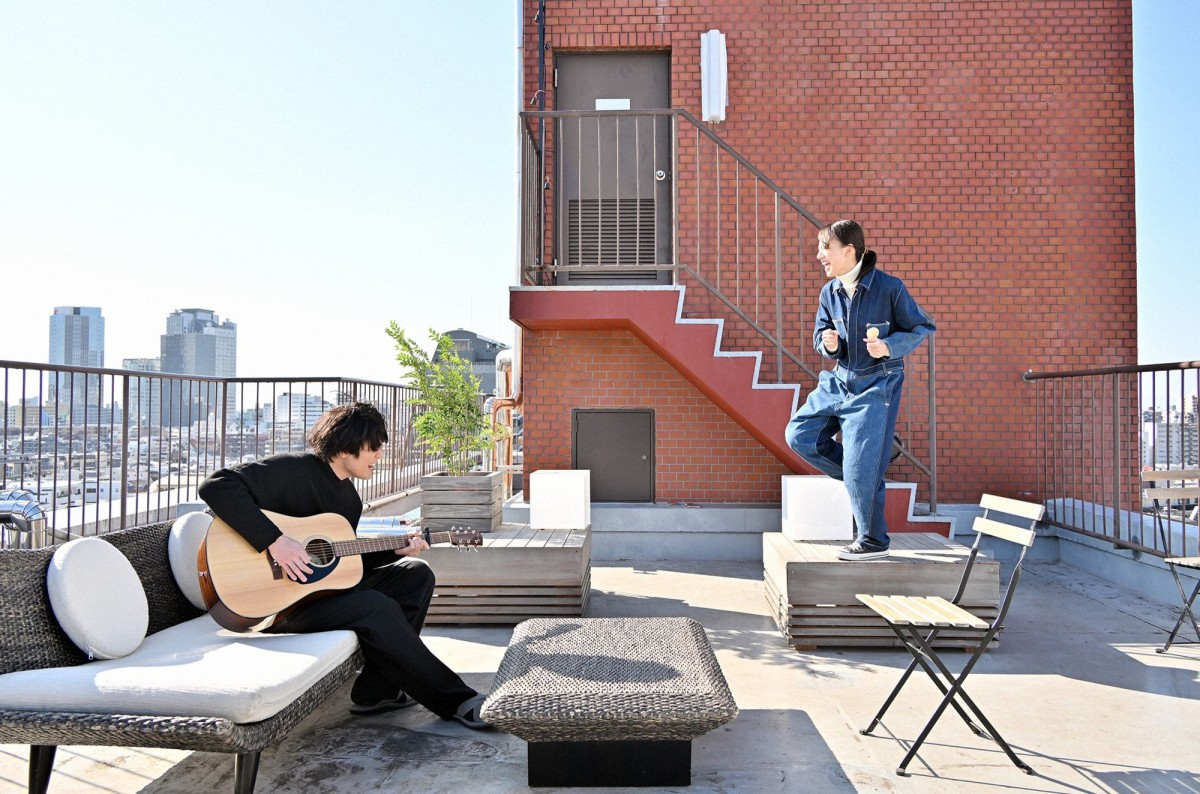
[
  {"left": 856, "top": 494, "right": 1044, "bottom": 776},
  {"left": 1141, "top": 469, "right": 1200, "bottom": 653}
]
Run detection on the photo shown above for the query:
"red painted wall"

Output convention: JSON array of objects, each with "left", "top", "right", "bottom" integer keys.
[{"left": 518, "top": 1, "right": 1136, "bottom": 505}]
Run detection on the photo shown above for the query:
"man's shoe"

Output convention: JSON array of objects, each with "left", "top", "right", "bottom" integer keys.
[
  {"left": 350, "top": 692, "right": 416, "bottom": 716},
  {"left": 838, "top": 540, "right": 890, "bottom": 561},
  {"left": 451, "top": 693, "right": 493, "bottom": 730}
]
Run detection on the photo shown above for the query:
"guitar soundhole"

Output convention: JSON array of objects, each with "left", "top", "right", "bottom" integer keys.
[{"left": 306, "top": 538, "right": 336, "bottom": 566}]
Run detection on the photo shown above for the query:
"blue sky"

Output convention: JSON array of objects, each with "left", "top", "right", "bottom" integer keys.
[
  {"left": 0, "top": 1, "right": 1193, "bottom": 384},
  {"left": 0, "top": 2, "right": 519, "bottom": 383},
  {"left": 1133, "top": 0, "right": 1197, "bottom": 365}
]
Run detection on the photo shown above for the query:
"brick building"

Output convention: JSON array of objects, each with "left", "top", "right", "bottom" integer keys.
[{"left": 510, "top": 0, "right": 1135, "bottom": 510}]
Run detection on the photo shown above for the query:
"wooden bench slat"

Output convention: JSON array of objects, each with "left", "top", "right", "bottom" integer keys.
[
  {"left": 1144, "top": 487, "right": 1200, "bottom": 500},
  {"left": 920, "top": 596, "right": 989, "bottom": 628},
  {"left": 902, "top": 596, "right": 974, "bottom": 627},
  {"left": 858, "top": 593, "right": 988, "bottom": 629},
  {"left": 1165, "top": 556, "right": 1200, "bottom": 569},
  {"left": 973, "top": 516, "right": 1037, "bottom": 547},
  {"left": 979, "top": 494, "right": 1045, "bottom": 521},
  {"left": 857, "top": 594, "right": 931, "bottom": 625},
  {"left": 1141, "top": 469, "right": 1200, "bottom": 482}
]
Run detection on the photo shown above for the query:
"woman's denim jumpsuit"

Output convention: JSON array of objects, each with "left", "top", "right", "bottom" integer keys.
[{"left": 784, "top": 255, "right": 935, "bottom": 549}]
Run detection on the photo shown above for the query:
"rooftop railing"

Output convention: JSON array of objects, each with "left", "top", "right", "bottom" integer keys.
[
  {"left": 1025, "top": 360, "right": 1200, "bottom": 558},
  {"left": 0, "top": 360, "right": 439, "bottom": 543},
  {"left": 519, "top": 108, "right": 938, "bottom": 508}
]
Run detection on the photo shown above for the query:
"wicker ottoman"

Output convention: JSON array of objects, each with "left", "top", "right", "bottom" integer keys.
[{"left": 481, "top": 617, "right": 738, "bottom": 787}]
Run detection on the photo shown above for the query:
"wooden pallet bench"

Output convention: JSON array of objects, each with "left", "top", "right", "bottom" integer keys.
[
  {"left": 763, "top": 532, "right": 1000, "bottom": 650},
  {"left": 423, "top": 523, "right": 591, "bottom": 625}
]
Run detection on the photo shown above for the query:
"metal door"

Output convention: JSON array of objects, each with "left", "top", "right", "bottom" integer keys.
[
  {"left": 555, "top": 52, "right": 672, "bottom": 284},
  {"left": 572, "top": 409, "right": 654, "bottom": 502}
]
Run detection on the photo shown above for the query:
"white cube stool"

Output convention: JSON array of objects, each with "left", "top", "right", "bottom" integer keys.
[
  {"left": 530, "top": 470, "right": 591, "bottom": 530},
  {"left": 781, "top": 475, "right": 853, "bottom": 541}
]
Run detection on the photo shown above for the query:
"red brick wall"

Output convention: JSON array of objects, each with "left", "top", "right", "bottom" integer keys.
[
  {"left": 521, "top": 328, "right": 790, "bottom": 503},
  {"left": 519, "top": 1, "right": 1136, "bottom": 505}
]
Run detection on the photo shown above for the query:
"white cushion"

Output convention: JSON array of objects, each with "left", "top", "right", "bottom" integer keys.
[
  {"left": 0, "top": 615, "right": 358, "bottom": 724},
  {"left": 169, "top": 511, "right": 213, "bottom": 610},
  {"left": 46, "top": 537, "right": 149, "bottom": 660}
]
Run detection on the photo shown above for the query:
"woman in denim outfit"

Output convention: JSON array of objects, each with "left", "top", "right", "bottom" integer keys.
[{"left": 785, "top": 220, "right": 935, "bottom": 560}]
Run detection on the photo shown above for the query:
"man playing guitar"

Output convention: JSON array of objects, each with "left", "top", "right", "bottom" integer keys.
[{"left": 198, "top": 400, "right": 491, "bottom": 728}]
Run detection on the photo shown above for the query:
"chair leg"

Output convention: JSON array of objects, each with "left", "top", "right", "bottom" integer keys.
[
  {"left": 896, "top": 627, "right": 1032, "bottom": 777},
  {"left": 910, "top": 629, "right": 998, "bottom": 740},
  {"left": 860, "top": 641, "right": 925, "bottom": 735},
  {"left": 1157, "top": 570, "right": 1200, "bottom": 654},
  {"left": 234, "top": 751, "right": 261, "bottom": 794},
  {"left": 28, "top": 745, "right": 56, "bottom": 794},
  {"left": 861, "top": 625, "right": 981, "bottom": 739}
]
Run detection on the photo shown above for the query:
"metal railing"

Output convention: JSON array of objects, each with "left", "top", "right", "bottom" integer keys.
[
  {"left": 1025, "top": 360, "right": 1200, "bottom": 557},
  {"left": 519, "top": 108, "right": 938, "bottom": 508},
  {"left": 1, "top": 360, "right": 442, "bottom": 543}
]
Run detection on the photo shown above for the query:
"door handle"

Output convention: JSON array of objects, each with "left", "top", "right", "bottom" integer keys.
[{"left": 654, "top": 169, "right": 668, "bottom": 182}]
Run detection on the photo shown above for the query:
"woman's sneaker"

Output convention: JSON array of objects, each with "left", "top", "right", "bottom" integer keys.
[{"left": 838, "top": 539, "right": 890, "bottom": 561}]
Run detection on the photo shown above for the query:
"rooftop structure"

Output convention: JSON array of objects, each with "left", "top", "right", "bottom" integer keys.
[{"left": 1, "top": 556, "right": 1193, "bottom": 793}]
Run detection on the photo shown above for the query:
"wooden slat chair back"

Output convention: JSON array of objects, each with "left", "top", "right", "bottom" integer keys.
[
  {"left": 855, "top": 494, "right": 1045, "bottom": 777},
  {"left": 1140, "top": 469, "right": 1200, "bottom": 653}
]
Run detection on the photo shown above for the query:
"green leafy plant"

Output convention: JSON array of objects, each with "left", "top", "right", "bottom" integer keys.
[{"left": 386, "top": 324, "right": 505, "bottom": 476}]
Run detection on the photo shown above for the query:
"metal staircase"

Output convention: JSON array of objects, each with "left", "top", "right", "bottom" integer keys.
[{"left": 515, "top": 108, "right": 941, "bottom": 524}]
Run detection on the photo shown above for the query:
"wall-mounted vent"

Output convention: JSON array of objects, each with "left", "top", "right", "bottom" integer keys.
[{"left": 566, "top": 198, "right": 657, "bottom": 275}]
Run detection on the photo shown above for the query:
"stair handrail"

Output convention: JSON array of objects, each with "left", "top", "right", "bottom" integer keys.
[{"left": 673, "top": 108, "right": 823, "bottom": 227}]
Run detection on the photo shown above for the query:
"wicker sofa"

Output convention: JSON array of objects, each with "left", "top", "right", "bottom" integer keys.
[{"left": 0, "top": 521, "right": 362, "bottom": 794}]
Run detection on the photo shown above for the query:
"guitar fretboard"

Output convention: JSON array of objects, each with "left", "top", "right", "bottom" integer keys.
[{"left": 330, "top": 530, "right": 458, "bottom": 557}]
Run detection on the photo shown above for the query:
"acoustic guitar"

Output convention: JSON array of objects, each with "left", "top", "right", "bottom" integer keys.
[{"left": 197, "top": 510, "right": 482, "bottom": 632}]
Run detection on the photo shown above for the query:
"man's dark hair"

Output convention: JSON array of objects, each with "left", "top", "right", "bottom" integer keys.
[{"left": 307, "top": 401, "right": 389, "bottom": 462}]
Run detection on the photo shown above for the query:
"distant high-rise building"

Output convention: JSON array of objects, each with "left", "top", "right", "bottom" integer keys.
[
  {"left": 159, "top": 308, "right": 237, "bottom": 426},
  {"left": 161, "top": 308, "right": 237, "bottom": 377},
  {"left": 434, "top": 329, "right": 509, "bottom": 396},
  {"left": 122, "top": 357, "right": 163, "bottom": 425},
  {"left": 270, "top": 392, "right": 333, "bottom": 453},
  {"left": 48, "top": 306, "right": 105, "bottom": 418}
]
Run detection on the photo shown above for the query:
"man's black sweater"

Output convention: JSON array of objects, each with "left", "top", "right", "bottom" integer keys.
[{"left": 198, "top": 453, "right": 394, "bottom": 571}]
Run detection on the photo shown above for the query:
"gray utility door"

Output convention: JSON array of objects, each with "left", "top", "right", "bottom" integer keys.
[
  {"left": 572, "top": 409, "right": 654, "bottom": 502},
  {"left": 555, "top": 52, "right": 672, "bottom": 284}
]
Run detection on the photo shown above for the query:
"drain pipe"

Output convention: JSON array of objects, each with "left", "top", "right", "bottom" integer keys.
[
  {"left": 490, "top": 352, "right": 523, "bottom": 498},
  {"left": 0, "top": 489, "right": 48, "bottom": 548}
]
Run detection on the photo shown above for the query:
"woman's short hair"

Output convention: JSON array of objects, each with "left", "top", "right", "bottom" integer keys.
[
  {"left": 307, "top": 401, "right": 389, "bottom": 461},
  {"left": 818, "top": 219, "right": 866, "bottom": 261}
]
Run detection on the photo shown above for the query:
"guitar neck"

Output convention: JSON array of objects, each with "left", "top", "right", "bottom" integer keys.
[{"left": 332, "top": 528, "right": 451, "bottom": 557}]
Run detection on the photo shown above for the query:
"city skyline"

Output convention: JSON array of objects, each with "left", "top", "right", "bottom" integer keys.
[{"left": 0, "top": 3, "right": 1196, "bottom": 380}]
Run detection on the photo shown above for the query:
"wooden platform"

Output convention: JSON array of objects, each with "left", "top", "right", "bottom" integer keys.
[
  {"left": 763, "top": 533, "right": 1000, "bottom": 649},
  {"left": 422, "top": 523, "right": 591, "bottom": 625}
]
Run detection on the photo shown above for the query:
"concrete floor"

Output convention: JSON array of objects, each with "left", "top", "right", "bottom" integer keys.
[{"left": 2, "top": 560, "right": 1198, "bottom": 794}]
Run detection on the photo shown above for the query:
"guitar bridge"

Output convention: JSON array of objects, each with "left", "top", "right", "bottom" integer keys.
[{"left": 265, "top": 550, "right": 285, "bottom": 581}]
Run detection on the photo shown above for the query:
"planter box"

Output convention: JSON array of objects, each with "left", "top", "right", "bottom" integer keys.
[{"left": 420, "top": 470, "right": 503, "bottom": 532}]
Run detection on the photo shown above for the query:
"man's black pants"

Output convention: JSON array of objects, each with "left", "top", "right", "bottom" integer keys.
[{"left": 268, "top": 558, "right": 476, "bottom": 718}]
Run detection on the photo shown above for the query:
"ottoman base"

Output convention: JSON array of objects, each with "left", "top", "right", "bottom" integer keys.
[{"left": 528, "top": 739, "right": 691, "bottom": 787}]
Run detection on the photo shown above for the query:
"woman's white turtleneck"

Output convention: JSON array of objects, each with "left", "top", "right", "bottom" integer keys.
[{"left": 838, "top": 257, "right": 866, "bottom": 299}]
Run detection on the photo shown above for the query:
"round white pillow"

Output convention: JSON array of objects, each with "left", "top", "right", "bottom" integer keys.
[
  {"left": 169, "top": 511, "right": 213, "bottom": 611},
  {"left": 47, "top": 537, "right": 149, "bottom": 660}
]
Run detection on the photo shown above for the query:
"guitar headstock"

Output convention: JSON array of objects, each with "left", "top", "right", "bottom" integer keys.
[{"left": 449, "top": 527, "right": 484, "bottom": 550}]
